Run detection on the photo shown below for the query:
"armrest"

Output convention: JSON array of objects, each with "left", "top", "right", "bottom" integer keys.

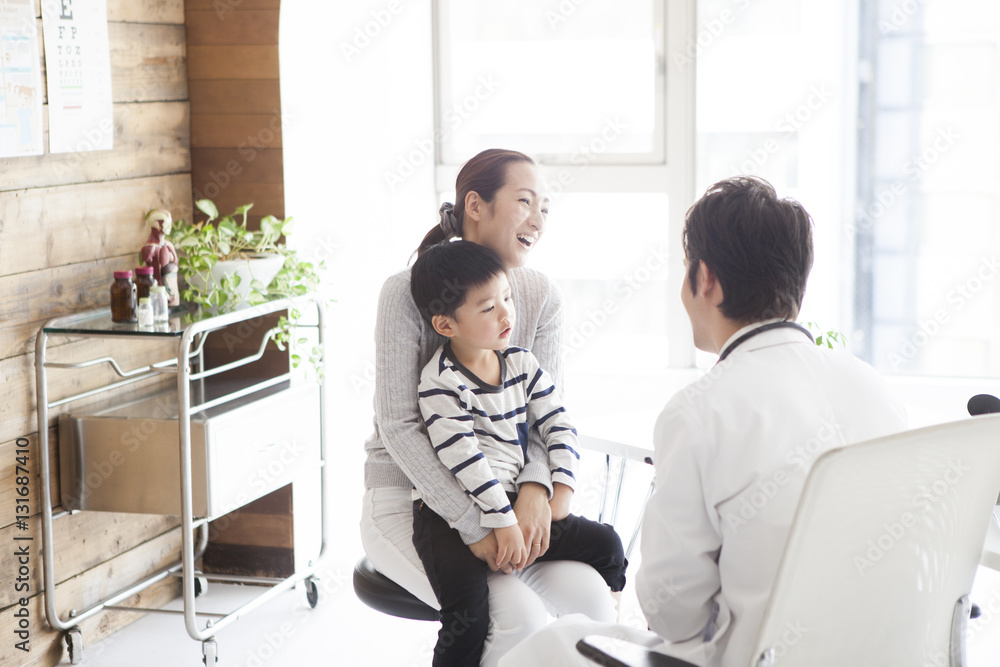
[
  {"left": 982, "top": 507, "right": 1000, "bottom": 572},
  {"left": 576, "top": 636, "right": 698, "bottom": 667}
]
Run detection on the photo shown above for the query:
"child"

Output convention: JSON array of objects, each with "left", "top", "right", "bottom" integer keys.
[{"left": 409, "top": 240, "right": 627, "bottom": 667}]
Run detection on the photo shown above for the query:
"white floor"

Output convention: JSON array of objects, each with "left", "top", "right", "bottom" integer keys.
[{"left": 56, "top": 553, "right": 1000, "bottom": 667}]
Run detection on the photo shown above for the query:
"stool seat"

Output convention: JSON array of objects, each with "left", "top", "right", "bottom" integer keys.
[{"left": 353, "top": 556, "right": 439, "bottom": 621}]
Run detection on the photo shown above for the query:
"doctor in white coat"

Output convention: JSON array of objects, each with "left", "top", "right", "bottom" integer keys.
[{"left": 499, "top": 176, "right": 908, "bottom": 667}]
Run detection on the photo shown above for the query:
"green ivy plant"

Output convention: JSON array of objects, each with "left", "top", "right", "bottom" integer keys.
[
  {"left": 805, "top": 321, "right": 847, "bottom": 349},
  {"left": 168, "top": 199, "right": 324, "bottom": 376}
]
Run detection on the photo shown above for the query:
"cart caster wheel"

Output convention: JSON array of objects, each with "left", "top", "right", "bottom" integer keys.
[
  {"left": 305, "top": 577, "right": 319, "bottom": 608},
  {"left": 202, "top": 639, "right": 218, "bottom": 665},
  {"left": 194, "top": 575, "right": 208, "bottom": 598},
  {"left": 65, "top": 627, "right": 83, "bottom": 665}
]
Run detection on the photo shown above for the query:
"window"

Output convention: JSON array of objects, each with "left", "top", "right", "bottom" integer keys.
[
  {"left": 434, "top": 0, "right": 697, "bottom": 418},
  {"left": 435, "top": 0, "right": 665, "bottom": 164}
]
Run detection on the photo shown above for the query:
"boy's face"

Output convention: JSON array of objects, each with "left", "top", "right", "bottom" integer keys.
[{"left": 436, "top": 273, "right": 515, "bottom": 350}]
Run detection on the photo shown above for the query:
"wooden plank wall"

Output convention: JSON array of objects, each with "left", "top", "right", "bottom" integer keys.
[
  {"left": 0, "top": 1, "right": 191, "bottom": 665},
  {"left": 184, "top": 0, "right": 297, "bottom": 579},
  {"left": 186, "top": 0, "right": 285, "bottom": 226}
]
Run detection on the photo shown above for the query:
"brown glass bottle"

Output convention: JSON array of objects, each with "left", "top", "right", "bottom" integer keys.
[
  {"left": 110, "top": 270, "right": 137, "bottom": 323},
  {"left": 134, "top": 266, "right": 156, "bottom": 299}
]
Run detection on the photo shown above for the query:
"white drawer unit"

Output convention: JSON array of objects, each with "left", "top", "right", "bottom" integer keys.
[{"left": 59, "top": 382, "right": 320, "bottom": 518}]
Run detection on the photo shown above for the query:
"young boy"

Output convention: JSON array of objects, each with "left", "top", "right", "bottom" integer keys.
[{"left": 409, "top": 240, "right": 627, "bottom": 667}]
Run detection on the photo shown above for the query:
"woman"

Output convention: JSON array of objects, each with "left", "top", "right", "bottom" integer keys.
[{"left": 361, "top": 149, "right": 617, "bottom": 666}]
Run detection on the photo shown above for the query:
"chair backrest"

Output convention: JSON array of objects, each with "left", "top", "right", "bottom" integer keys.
[{"left": 753, "top": 414, "right": 1000, "bottom": 667}]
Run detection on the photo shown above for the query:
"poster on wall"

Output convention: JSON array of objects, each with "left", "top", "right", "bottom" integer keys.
[
  {"left": 41, "top": 0, "right": 113, "bottom": 154},
  {"left": 0, "top": 0, "right": 44, "bottom": 157}
]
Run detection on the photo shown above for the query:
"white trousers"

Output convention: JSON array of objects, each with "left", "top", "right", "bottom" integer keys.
[{"left": 360, "top": 487, "right": 617, "bottom": 667}]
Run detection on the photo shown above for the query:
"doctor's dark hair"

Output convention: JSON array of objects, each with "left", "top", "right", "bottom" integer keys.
[
  {"left": 410, "top": 240, "right": 507, "bottom": 323},
  {"left": 416, "top": 148, "right": 535, "bottom": 257},
  {"left": 683, "top": 176, "right": 814, "bottom": 323}
]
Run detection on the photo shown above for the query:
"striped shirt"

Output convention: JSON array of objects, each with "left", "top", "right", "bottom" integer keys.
[{"left": 417, "top": 343, "right": 579, "bottom": 528}]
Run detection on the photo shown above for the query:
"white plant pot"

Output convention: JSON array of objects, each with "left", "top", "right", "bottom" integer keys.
[{"left": 189, "top": 253, "right": 285, "bottom": 306}]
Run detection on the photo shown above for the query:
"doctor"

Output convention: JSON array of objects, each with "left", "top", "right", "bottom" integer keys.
[{"left": 499, "top": 176, "right": 908, "bottom": 667}]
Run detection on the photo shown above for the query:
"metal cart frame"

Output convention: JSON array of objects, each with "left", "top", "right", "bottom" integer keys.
[{"left": 34, "top": 296, "right": 328, "bottom": 664}]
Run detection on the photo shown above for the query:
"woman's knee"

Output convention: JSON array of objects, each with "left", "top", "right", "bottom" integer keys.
[{"left": 521, "top": 561, "right": 617, "bottom": 622}]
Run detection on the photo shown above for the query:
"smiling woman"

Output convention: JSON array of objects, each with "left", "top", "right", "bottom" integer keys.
[{"left": 361, "top": 148, "right": 619, "bottom": 666}]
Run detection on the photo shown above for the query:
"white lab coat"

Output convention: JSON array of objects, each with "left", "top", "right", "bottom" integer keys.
[
  {"left": 636, "top": 323, "right": 908, "bottom": 667},
  {"left": 499, "top": 322, "right": 908, "bottom": 667}
]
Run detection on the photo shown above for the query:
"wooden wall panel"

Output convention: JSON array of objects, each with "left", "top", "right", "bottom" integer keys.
[
  {"left": 0, "top": 513, "right": 180, "bottom": 609},
  {"left": 0, "top": 338, "right": 177, "bottom": 444},
  {"left": 0, "top": 577, "right": 179, "bottom": 667},
  {"left": 0, "top": 533, "right": 182, "bottom": 667},
  {"left": 0, "top": 174, "right": 194, "bottom": 276},
  {"left": 29, "top": 0, "right": 185, "bottom": 25},
  {"left": 0, "top": 432, "right": 57, "bottom": 520},
  {"left": 183, "top": 9, "right": 279, "bottom": 45},
  {"left": 185, "top": 2, "right": 296, "bottom": 580},
  {"left": 0, "top": 3, "right": 191, "bottom": 664},
  {"left": 184, "top": 0, "right": 280, "bottom": 10},
  {"left": 0, "top": 102, "right": 190, "bottom": 193},
  {"left": 35, "top": 20, "right": 187, "bottom": 105},
  {"left": 186, "top": 4, "right": 285, "bottom": 220},
  {"left": 190, "top": 113, "right": 283, "bottom": 148},
  {"left": 0, "top": 256, "right": 175, "bottom": 360},
  {"left": 187, "top": 79, "right": 283, "bottom": 116},
  {"left": 187, "top": 46, "right": 279, "bottom": 79}
]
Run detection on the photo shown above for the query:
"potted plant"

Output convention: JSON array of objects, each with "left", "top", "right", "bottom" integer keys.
[{"left": 168, "top": 199, "right": 324, "bottom": 373}]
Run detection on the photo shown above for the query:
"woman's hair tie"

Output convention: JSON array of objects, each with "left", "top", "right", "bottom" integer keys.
[{"left": 438, "top": 202, "right": 462, "bottom": 238}]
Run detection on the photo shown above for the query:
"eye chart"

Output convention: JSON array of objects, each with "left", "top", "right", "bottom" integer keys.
[
  {"left": 0, "top": 0, "right": 44, "bottom": 157},
  {"left": 41, "top": 0, "right": 112, "bottom": 154}
]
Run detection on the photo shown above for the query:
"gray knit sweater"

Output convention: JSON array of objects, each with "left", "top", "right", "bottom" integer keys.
[{"left": 363, "top": 266, "right": 564, "bottom": 544}]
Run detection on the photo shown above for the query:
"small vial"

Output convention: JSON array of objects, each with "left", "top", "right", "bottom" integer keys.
[
  {"left": 149, "top": 285, "right": 169, "bottom": 322},
  {"left": 136, "top": 297, "right": 154, "bottom": 326}
]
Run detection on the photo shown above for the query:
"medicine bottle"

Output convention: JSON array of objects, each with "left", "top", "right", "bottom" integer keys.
[
  {"left": 149, "top": 285, "right": 169, "bottom": 322},
  {"left": 136, "top": 298, "right": 154, "bottom": 327},
  {"left": 110, "top": 271, "right": 137, "bottom": 323},
  {"left": 134, "top": 266, "right": 156, "bottom": 299}
]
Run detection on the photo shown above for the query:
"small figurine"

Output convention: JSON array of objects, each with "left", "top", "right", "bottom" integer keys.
[{"left": 141, "top": 209, "right": 180, "bottom": 307}]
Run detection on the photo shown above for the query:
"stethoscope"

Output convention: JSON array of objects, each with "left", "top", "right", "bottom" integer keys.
[{"left": 717, "top": 321, "right": 815, "bottom": 363}]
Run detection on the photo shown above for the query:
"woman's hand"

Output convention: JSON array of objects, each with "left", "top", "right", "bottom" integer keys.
[
  {"left": 549, "top": 482, "right": 573, "bottom": 521},
  {"left": 513, "top": 482, "right": 552, "bottom": 566},
  {"left": 468, "top": 531, "right": 514, "bottom": 574}
]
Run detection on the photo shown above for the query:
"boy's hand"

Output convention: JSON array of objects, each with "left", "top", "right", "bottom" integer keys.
[
  {"left": 468, "top": 531, "right": 514, "bottom": 574},
  {"left": 550, "top": 482, "right": 573, "bottom": 521},
  {"left": 514, "top": 482, "right": 551, "bottom": 566},
  {"left": 494, "top": 524, "right": 528, "bottom": 572}
]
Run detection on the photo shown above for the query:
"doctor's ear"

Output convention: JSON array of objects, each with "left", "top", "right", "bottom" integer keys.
[
  {"left": 431, "top": 314, "right": 457, "bottom": 338},
  {"left": 695, "top": 260, "right": 721, "bottom": 297}
]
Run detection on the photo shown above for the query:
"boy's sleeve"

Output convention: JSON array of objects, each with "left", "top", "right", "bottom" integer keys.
[
  {"left": 418, "top": 368, "right": 519, "bottom": 529},
  {"left": 522, "top": 353, "right": 579, "bottom": 490}
]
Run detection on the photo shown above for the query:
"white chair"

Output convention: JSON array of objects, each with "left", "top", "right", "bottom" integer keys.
[{"left": 578, "top": 414, "right": 1000, "bottom": 667}]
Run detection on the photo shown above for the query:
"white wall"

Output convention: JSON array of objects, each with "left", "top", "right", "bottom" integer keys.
[{"left": 279, "top": 0, "right": 437, "bottom": 558}]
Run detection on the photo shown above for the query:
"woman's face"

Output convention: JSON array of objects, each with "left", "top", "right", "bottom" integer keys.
[{"left": 464, "top": 161, "right": 549, "bottom": 268}]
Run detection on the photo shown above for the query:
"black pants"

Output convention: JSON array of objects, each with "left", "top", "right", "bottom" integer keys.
[{"left": 412, "top": 493, "right": 627, "bottom": 667}]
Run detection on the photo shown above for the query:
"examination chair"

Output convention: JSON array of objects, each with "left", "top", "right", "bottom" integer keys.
[
  {"left": 353, "top": 435, "right": 655, "bottom": 622},
  {"left": 577, "top": 413, "right": 1000, "bottom": 667}
]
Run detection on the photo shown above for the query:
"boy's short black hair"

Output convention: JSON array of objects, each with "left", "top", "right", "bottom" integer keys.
[
  {"left": 410, "top": 240, "right": 507, "bottom": 323},
  {"left": 683, "top": 176, "right": 814, "bottom": 323}
]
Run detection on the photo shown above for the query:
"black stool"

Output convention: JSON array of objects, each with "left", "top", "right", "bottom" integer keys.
[{"left": 352, "top": 556, "right": 440, "bottom": 621}]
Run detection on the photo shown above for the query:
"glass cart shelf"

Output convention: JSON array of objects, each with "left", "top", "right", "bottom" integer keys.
[{"left": 35, "top": 297, "right": 328, "bottom": 665}]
